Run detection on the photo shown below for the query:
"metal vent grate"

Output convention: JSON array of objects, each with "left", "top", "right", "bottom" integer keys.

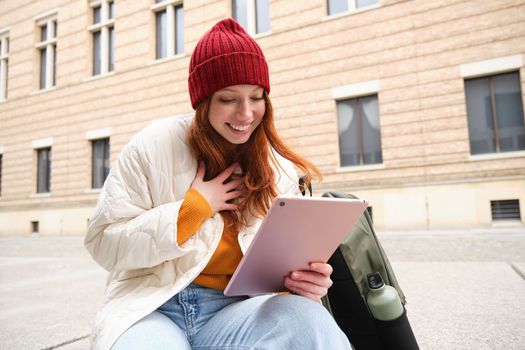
[{"left": 491, "top": 200, "right": 521, "bottom": 220}]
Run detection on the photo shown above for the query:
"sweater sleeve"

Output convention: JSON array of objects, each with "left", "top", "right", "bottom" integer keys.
[{"left": 177, "top": 188, "right": 214, "bottom": 245}]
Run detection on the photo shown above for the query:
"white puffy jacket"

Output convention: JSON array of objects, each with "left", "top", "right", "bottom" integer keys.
[{"left": 84, "top": 115, "right": 301, "bottom": 349}]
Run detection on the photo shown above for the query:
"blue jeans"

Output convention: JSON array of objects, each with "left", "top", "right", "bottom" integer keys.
[{"left": 112, "top": 283, "right": 352, "bottom": 349}]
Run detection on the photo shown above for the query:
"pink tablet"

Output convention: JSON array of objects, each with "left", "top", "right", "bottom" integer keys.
[{"left": 224, "top": 195, "right": 368, "bottom": 296}]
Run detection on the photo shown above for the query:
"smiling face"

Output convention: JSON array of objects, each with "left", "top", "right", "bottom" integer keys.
[{"left": 208, "top": 85, "right": 266, "bottom": 145}]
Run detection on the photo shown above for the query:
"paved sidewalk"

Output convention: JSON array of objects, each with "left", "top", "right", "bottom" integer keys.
[
  {"left": 0, "top": 227, "right": 524, "bottom": 349},
  {"left": 379, "top": 227, "right": 525, "bottom": 350}
]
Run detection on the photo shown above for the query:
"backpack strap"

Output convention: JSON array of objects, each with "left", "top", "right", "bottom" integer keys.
[{"left": 299, "top": 175, "right": 312, "bottom": 197}]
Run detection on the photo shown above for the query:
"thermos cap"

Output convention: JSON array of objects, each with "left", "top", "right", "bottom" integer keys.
[{"left": 367, "top": 272, "right": 385, "bottom": 289}]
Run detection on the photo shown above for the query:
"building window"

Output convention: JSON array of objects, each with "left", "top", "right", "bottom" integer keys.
[
  {"left": 89, "top": 0, "right": 115, "bottom": 76},
  {"left": 153, "top": 0, "right": 184, "bottom": 59},
  {"left": 36, "top": 16, "right": 57, "bottom": 90},
  {"left": 327, "top": 0, "right": 378, "bottom": 15},
  {"left": 337, "top": 95, "right": 383, "bottom": 167},
  {"left": 233, "top": 0, "right": 270, "bottom": 36},
  {"left": 465, "top": 72, "right": 525, "bottom": 155},
  {"left": 92, "top": 138, "right": 110, "bottom": 189},
  {"left": 37, "top": 147, "right": 51, "bottom": 193},
  {"left": 0, "top": 30, "right": 8, "bottom": 101},
  {"left": 31, "top": 221, "right": 40, "bottom": 234}
]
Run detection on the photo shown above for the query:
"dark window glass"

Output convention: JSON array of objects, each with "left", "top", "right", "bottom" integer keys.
[
  {"left": 337, "top": 95, "right": 383, "bottom": 166},
  {"left": 255, "top": 0, "right": 270, "bottom": 34},
  {"left": 92, "top": 139, "right": 110, "bottom": 189},
  {"left": 31, "top": 221, "right": 39, "bottom": 234},
  {"left": 465, "top": 72, "right": 525, "bottom": 155},
  {"left": 37, "top": 147, "right": 51, "bottom": 193},
  {"left": 41, "top": 23, "right": 48, "bottom": 41},
  {"left": 328, "top": 0, "right": 348, "bottom": 15},
  {"left": 156, "top": 10, "right": 167, "bottom": 59},
  {"left": 1, "top": 40, "right": 7, "bottom": 99},
  {"left": 40, "top": 47, "right": 46, "bottom": 89},
  {"left": 360, "top": 95, "right": 382, "bottom": 164},
  {"left": 53, "top": 44, "right": 56, "bottom": 86},
  {"left": 40, "top": 24, "right": 47, "bottom": 89},
  {"left": 4, "top": 60, "right": 7, "bottom": 99},
  {"left": 109, "top": 27, "right": 114, "bottom": 72},
  {"left": 175, "top": 5, "right": 184, "bottom": 54},
  {"left": 234, "top": 0, "right": 270, "bottom": 34},
  {"left": 233, "top": 0, "right": 249, "bottom": 31},
  {"left": 465, "top": 77, "right": 494, "bottom": 153},
  {"left": 109, "top": 1, "right": 115, "bottom": 20},
  {"left": 38, "top": 22, "right": 56, "bottom": 89},
  {"left": 493, "top": 74, "right": 525, "bottom": 151},
  {"left": 337, "top": 98, "right": 359, "bottom": 166},
  {"left": 93, "top": 31, "right": 101, "bottom": 75},
  {"left": 93, "top": 6, "right": 102, "bottom": 24}
]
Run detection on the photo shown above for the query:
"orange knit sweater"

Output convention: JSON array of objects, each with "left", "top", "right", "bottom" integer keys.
[{"left": 176, "top": 188, "right": 243, "bottom": 291}]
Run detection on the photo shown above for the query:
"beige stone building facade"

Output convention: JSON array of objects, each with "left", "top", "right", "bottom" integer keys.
[{"left": 0, "top": 0, "right": 524, "bottom": 235}]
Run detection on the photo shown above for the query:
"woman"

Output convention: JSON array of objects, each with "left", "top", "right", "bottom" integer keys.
[{"left": 85, "top": 18, "right": 352, "bottom": 350}]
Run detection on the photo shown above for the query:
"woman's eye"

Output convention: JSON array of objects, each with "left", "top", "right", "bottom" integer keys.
[
  {"left": 251, "top": 96, "right": 264, "bottom": 101},
  {"left": 219, "top": 98, "right": 235, "bottom": 103}
]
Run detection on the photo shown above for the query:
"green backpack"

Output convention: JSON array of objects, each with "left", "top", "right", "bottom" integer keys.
[
  {"left": 321, "top": 191, "right": 406, "bottom": 311},
  {"left": 313, "top": 190, "right": 417, "bottom": 349}
]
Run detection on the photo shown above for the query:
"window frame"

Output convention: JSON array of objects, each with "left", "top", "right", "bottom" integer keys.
[
  {"left": 326, "top": 0, "right": 379, "bottom": 17},
  {"left": 151, "top": 0, "right": 184, "bottom": 60},
  {"left": 35, "top": 12, "right": 57, "bottom": 90},
  {"left": 36, "top": 147, "right": 52, "bottom": 194},
  {"left": 336, "top": 95, "right": 383, "bottom": 168},
  {"left": 460, "top": 55, "right": 525, "bottom": 160},
  {"left": 463, "top": 71, "right": 525, "bottom": 156},
  {"left": 88, "top": 0, "right": 115, "bottom": 76},
  {"left": 91, "top": 138, "right": 110, "bottom": 189},
  {"left": 31, "top": 138, "right": 53, "bottom": 196},
  {"left": 0, "top": 29, "right": 9, "bottom": 101},
  {"left": 332, "top": 81, "right": 385, "bottom": 172},
  {"left": 85, "top": 128, "right": 111, "bottom": 191},
  {"left": 232, "top": 0, "right": 271, "bottom": 36}
]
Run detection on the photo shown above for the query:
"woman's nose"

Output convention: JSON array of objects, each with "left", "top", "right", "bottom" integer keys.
[{"left": 236, "top": 99, "right": 253, "bottom": 120}]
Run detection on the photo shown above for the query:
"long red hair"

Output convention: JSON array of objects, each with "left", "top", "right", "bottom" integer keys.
[{"left": 188, "top": 92, "right": 321, "bottom": 230}]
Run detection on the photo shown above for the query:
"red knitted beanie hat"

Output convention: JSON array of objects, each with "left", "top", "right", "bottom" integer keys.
[{"left": 188, "top": 18, "right": 270, "bottom": 109}]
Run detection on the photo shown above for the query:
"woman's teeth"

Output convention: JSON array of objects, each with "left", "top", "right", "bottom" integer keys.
[{"left": 229, "top": 123, "right": 250, "bottom": 131}]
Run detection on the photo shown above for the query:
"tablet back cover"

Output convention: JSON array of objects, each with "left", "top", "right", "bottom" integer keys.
[{"left": 224, "top": 196, "right": 368, "bottom": 296}]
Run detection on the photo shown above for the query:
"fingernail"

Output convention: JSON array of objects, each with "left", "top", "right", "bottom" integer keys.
[{"left": 292, "top": 272, "right": 299, "bottom": 279}]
